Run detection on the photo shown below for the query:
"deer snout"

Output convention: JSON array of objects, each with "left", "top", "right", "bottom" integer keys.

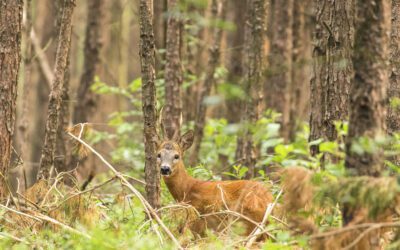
[{"left": 160, "top": 165, "right": 171, "bottom": 176}]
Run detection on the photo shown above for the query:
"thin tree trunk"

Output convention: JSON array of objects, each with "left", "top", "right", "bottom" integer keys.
[
  {"left": 0, "top": 0, "right": 22, "bottom": 199},
  {"left": 139, "top": 0, "right": 160, "bottom": 209},
  {"left": 162, "top": 0, "right": 183, "bottom": 140},
  {"left": 309, "top": 0, "right": 354, "bottom": 156},
  {"left": 236, "top": 0, "right": 266, "bottom": 179},
  {"left": 30, "top": 0, "right": 57, "bottom": 181},
  {"left": 387, "top": 0, "right": 400, "bottom": 165},
  {"left": 189, "top": 0, "right": 227, "bottom": 166},
  {"left": 17, "top": 0, "right": 33, "bottom": 160},
  {"left": 289, "top": 0, "right": 312, "bottom": 141},
  {"left": 265, "top": 0, "right": 293, "bottom": 141},
  {"left": 154, "top": 0, "right": 167, "bottom": 72},
  {"left": 37, "top": 0, "right": 76, "bottom": 181},
  {"left": 225, "top": 0, "right": 246, "bottom": 124},
  {"left": 69, "top": 0, "right": 104, "bottom": 181},
  {"left": 345, "top": 0, "right": 391, "bottom": 177}
]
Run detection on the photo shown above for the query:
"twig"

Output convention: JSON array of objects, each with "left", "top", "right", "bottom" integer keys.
[
  {"left": 53, "top": 176, "right": 117, "bottom": 210},
  {"left": 67, "top": 131, "right": 183, "bottom": 250},
  {"left": 245, "top": 189, "right": 282, "bottom": 247},
  {"left": 0, "top": 204, "right": 42, "bottom": 222},
  {"left": 309, "top": 221, "right": 400, "bottom": 239},
  {"left": 342, "top": 224, "right": 381, "bottom": 250},
  {"left": 0, "top": 232, "right": 25, "bottom": 243},
  {"left": 30, "top": 28, "right": 53, "bottom": 87}
]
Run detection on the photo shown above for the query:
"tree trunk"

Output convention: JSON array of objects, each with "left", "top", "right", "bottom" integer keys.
[
  {"left": 345, "top": 0, "right": 391, "bottom": 177},
  {"left": 139, "top": 0, "right": 160, "bottom": 209},
  {"left": 74, "top": 0, "right": 104, "bottom": 124},
  {"left": 387, "top": 0, "right": 400, "bottom": 165},
  {"left": 69, "top": 0, "right": 104, "bottom": 182},
  {"left": 17, "top": 0, "right": 33, "bottom": 160},
  {"left": 225, "top": 0, "right": 246, "bottom": 124},
  {"left": 289, "top": 0, "right": 312, "bottom": 140},
  {"left": 265, "top": 0, "right": 293, "bottom": 141},
  {"left": 309, "top": 0, "right": 354, "bottom": 156},
  {"left": 189, "top": 0, "right": 227, "bottom": 166},
  {"left": 0, "top": 0, "right": 22, "bottom": 199},
  {"left": 162, "top": 0, "right": 183, "bottom": 140},
  {"left": 154, "top": 0, "right": 167, "bottom": 72},
  {"left": 30, "top": 0, "right": 57, "bottom": 181},
  {"left": 236, "top": 0, "right": 266, "bottom": 179},
  {"left": 37, "top": 0, "right": 75, "bottom": 181}
]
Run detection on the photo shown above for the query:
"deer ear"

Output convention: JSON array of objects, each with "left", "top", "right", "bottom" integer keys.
[{"left": 180, "top": 130, "right": 194, "bottom": 152}]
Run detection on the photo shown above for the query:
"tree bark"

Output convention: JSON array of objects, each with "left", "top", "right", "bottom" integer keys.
[
  {"left": 139, "top": 0, "right": 160, "bottom": 209},
  {"left": 162, "top": 0, "right": 183, "bottom": 140},
  {"left": 225, "top": 0, "right": 246, "bottom": 124},
  {"left": 17, "top": 0, "right": 33, "bottom": 160},
  {"left": 289, "top": 0, "right": 312, "bottom": 141},
  {"left": 30, "top": 0, "right": 57, "bottom": 181},
  {"left": 236, "top": 0, "right": 266, "bottom": 179},
  {"left": 265, "top": 0, "right": 293, "bottom": 141},
  {"left": 387, "top": 0, "right": 400, "bottom": 165},
  {"left": 74, "top": 0, "right": 104, "bottom": 125},
  {"left": 37, "top": 0, "right": 75, "bottom": 181},
  {"left": 189, "top": 0, "right": 227, "bottom": 166},
  {"left": 0, "top": 0, "right": 22, "bottom": 199},
  {"left": 154, "top": 0, "right": 167, "bottom": 72},
  {"left": 68, "top": 0, "right": 104, "bottom": 181},
  {"left": 345, "top": 0, "right": 391, "bottom": 177},
  {"left": 309, "top": 0, "right": 354, "bottom": 155}
]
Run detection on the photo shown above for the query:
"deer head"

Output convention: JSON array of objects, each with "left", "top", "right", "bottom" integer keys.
[
  {"left": 156, "top": 130, "right": 194, "bottom": 177},
  {"left": 156, "top": 107, "right": 194, "bottom": 177}
]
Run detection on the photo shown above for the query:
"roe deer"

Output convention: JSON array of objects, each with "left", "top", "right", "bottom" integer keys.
[{"left": 156, "top": 130, "right": 273, "bottom": 238}]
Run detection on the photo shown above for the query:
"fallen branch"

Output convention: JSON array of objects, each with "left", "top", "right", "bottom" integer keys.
[{"left": 67, "top": 130, "right": 183, "bottom": 249}]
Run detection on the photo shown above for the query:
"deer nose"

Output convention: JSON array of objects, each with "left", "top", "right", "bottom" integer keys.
[{"left": 160, "top": 165, "right": 171, "bottom": 176}]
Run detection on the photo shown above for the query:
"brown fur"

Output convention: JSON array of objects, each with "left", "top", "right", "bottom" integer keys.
[{"left": 157, "top": 136, "right": 273, "bottom": 238}]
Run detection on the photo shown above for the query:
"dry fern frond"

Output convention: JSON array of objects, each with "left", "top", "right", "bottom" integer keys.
[{"left": 67, "top": 123, "right": 93, "bottom": 158}]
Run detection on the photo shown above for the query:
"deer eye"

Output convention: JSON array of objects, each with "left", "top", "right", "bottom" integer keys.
[
  {"left": 157, "top": 153, "right": 161, "bottom": 158},
  {"left": 174, "top": 154, "right": 179, "bottom": 160}
]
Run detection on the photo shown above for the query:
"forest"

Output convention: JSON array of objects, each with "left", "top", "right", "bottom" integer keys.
[{"left": 1, "top": 0, "right": 400, "bottom": 249}]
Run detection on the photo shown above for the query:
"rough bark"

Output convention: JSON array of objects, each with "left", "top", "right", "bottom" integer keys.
[
  {"left": 289, "top": 0, "right": 312, "bottom": 140},
  {"left": 189, "top": 0, "right": 227, "bottom": 166},
  {"left": 309, "top": 0, "right": 354, "bottom": 155},
  {"left": 265, "top": 0, "right": 293, "bottom": 141},
  {"left": 0, "top": 0, "right": 22, "bottom": 199},
  {"left": 37, "top": 0, "right": 75, "bottom": 181},
  {"left": 225, "top": 0, "right": 246, "bottom": 124},
  {"left": 162, "top": 0, "right": 183, "bottom": 140},
  {"left": 139, "top": 0, "right": 160, "bottom": 209},
  {"left": 236, "top": 0, "right": 266, "bottom": 179},
  {"left": 387, "top": 0, "right": 400, "bottom": 165},
  {"left": 345, "top": 0, "right": 391, "bottom": 177}
]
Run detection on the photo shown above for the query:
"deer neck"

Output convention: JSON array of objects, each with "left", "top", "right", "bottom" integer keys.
[{"left": 163, "top": 161, "right": 197, "bottom": 202}]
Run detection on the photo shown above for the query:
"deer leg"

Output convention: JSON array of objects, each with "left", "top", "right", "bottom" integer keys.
[{"left": 189, "top": 218, "right": 207, "bottom": 239}]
